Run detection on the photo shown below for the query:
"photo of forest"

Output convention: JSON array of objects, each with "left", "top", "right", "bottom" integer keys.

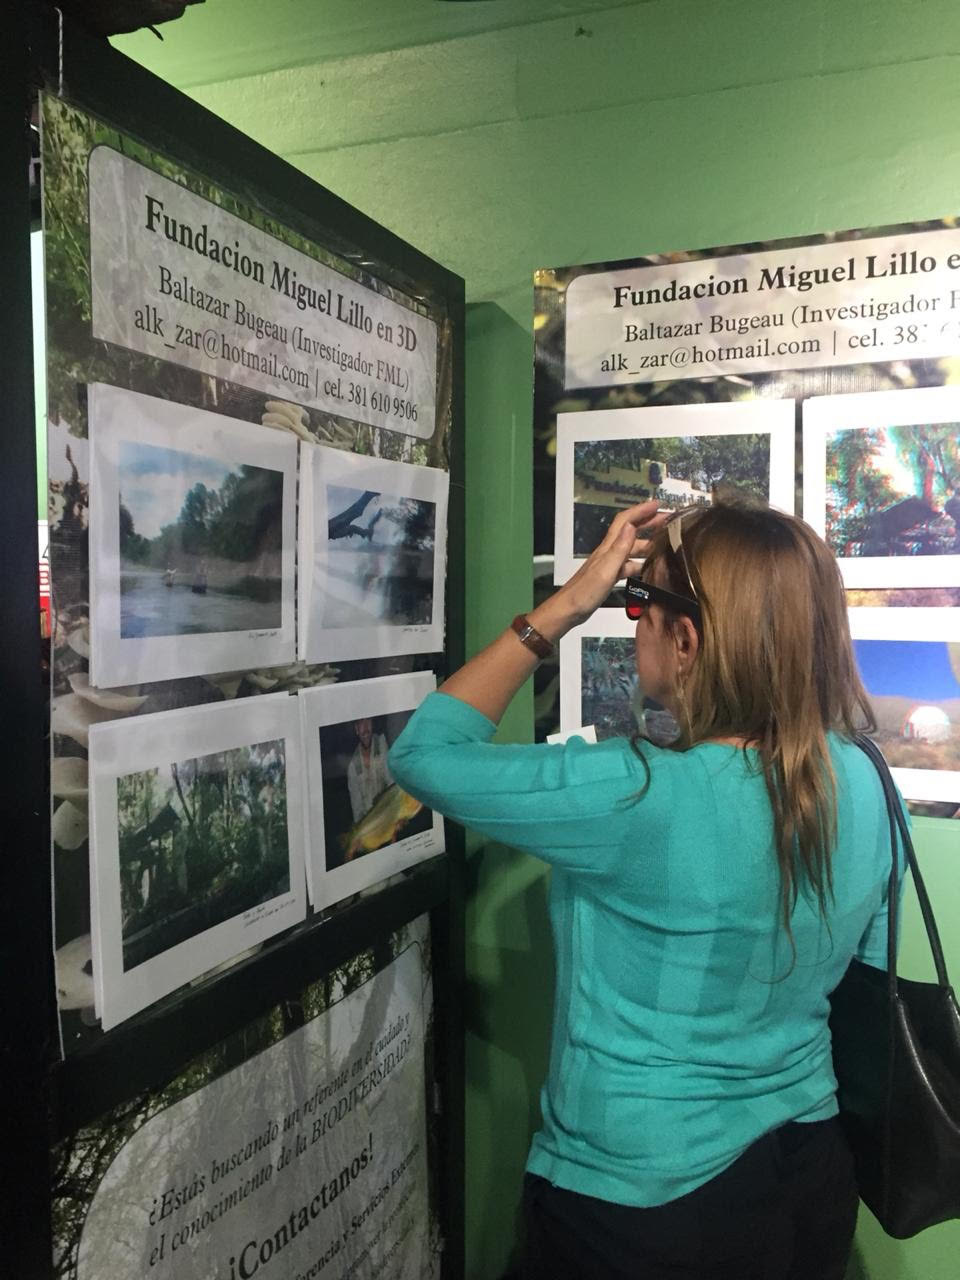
[
  {"left": 825, "top": 423, "right": 960, "bottom": 558},
  {"left": 117, "top": 739, "right": 290, "bottom": 971},
  {"left": 118, "top": 440, "right": 284, "bottom": 637},
  {"left": 572, "top": 434, "right": 769, "bottom": 554},
  {"left": 322, "top": 486, "right": 436, "bottom": 628},
  {"left": 855, "top": 638, "right": 960, "bottom": 776},
  {"left": 581, "top": 637, "right": 680, "bottom": 744},
  {"left": 581, "top": 638, "right": 638, "bottom": 740},
  {"left": 317, "top": 710, "right": 431, "bottom": 872}
]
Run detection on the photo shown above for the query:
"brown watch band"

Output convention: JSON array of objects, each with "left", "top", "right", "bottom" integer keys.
[{"left": 511, "top": 613, "right": 554, "bottom": 660}]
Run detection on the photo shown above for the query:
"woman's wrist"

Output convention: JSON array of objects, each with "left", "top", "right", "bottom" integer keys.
[{"left": 527, "top": 590, "right": 590, "bottom": 645}]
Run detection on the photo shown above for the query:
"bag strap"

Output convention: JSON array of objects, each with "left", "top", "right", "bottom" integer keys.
[{"left": 854, "top": 733, "right": 950, "bottom": 992}]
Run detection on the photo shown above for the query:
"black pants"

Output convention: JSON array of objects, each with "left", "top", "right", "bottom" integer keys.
[{"left": 522, "top": 1117, "right": 858, "bottom": 1280}]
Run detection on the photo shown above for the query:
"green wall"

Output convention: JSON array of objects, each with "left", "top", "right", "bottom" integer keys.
[{"left": 114, "top": 4, "right": 960, "bottom": 1277}]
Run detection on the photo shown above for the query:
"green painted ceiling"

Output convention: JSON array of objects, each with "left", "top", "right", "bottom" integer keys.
[{"left": 112, "top": 0, "right": 651, "bottom": 87}]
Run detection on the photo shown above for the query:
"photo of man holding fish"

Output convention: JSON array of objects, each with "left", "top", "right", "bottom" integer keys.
[
  {"left": 298, "top": 673, "right": 446, "bottom": 909},
  {"left": 320, "top": 709, "right": 433, "bottom": 870}
]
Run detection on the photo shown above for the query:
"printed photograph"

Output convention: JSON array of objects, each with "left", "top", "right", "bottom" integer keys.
[
  {"left": 554, "top": 401, "right": 795, "bottom": 584},
  {"left": 117, "top": 739, "right": 290, "bottom": 972},
  {"left": 118, "top": 442, "right": 284, "bottom": 637},
  {"left": 560, "top": 612, "right": 680, "bottom": 747},
  {"left": 317, "top": 709, "right": 432, "bottom": 873},
  {"left": 321, "top": 486, "right": 437, "bottom": 629},
  {"left": 298, "top": 446, "right": 448, "bottom": 664},
  {"left": 89, "top": 384, "right": 297, "bottom": 688},
  {"left": 572, "top": 433, "right": 770, "bottom": 554},
  {"left": 825, "top": 423, "right": 960, "bottom": 560},
  {"left": 298, "top": 673, "right": 444, "bottom": 909},
  {"left": 855, "top": 638, "right": 960, "bottom": 776},
  {"left": 581, "top": 636, "right": 678, "bottom": 744},
  {"left": 581, "top": 637, "right": 638, "bottom": 740},
  {"left": 89, "top": 694, "right": 305, "bottom": 1030}
]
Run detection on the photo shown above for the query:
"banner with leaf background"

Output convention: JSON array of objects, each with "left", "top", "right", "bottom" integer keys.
[
  {"left": 534, "top": 219, "right": 960, "bottom": 817},
  {"left": 51, "top": 917, "right": 442, "bottom": 1280},
  {"left": 42, "top": 92, "right": 453, "bottom": 1055}
]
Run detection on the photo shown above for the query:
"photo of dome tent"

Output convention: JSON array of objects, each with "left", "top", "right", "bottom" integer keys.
[{"left": 854, "top": 637, "right": 960, "bottom": 777}]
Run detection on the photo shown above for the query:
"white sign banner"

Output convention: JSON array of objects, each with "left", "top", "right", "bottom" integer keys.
[
  {"left": 76, "top": 938, "right": 435, "bottom": 1280},
  {"left": 88, "top": 147, "right": 438, "bottom": 439},
  {"left": 564, "top": 224, "right": 960, "bottom": 388}
]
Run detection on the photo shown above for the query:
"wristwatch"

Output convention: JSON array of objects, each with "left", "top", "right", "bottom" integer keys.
[{"left": 510, "top": 614, "right": 555, "bottom": 660}]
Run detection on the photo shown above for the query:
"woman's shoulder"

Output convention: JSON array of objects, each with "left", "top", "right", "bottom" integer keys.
[{"left": 826, "top": 732, "right": 889, "bottom": 804}]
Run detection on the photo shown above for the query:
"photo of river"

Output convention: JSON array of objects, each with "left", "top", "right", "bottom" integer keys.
[
  {"left": 120, "top": 566, "right": 281, "bottom": 636},
  {"left": 118, "top": 440, "right": 284, "bottom": 638}
]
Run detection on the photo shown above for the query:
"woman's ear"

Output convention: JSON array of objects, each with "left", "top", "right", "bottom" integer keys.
[{"left": 675, "top": 615, "right": 700, "bottom": 673}]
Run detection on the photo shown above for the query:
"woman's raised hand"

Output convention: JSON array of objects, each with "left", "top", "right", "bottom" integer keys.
[
  {"left": 437, "top": 501, "right": 668, "bottom": 724},
  {"left": 552, "top": 500, "right": 667, "bottom": 628}
]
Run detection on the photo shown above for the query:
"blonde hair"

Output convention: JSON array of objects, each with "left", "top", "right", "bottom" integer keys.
[{"left": 641, "top": 498, "right": 875, "bottom": 957}]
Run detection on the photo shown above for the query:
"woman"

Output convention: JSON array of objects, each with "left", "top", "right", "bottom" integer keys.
[{"left": 389, "top": 497, "right": 895, "bottom": 1280}]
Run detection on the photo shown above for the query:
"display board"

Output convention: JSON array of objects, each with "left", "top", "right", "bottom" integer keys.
[
  {"left": 52, "top": 916, "right": 437, "bottom": 1280},
  {"left": 2, "top": 10, "right": 463, "bottom": 1279},
  {"left": 535, "top": 221, "right": 960, "bottom": 820}
]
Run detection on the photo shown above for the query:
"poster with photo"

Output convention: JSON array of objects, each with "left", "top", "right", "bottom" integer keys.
[
  {"left": 558, "top": 610, "right": 679, "bottom": 746},
  {"left": 804, "top": 386, "right": 960, "bottom": 588},
  {"left": 88, "top": 694, "right": 306, "bottom": 1030},
  {"left": 44, "top": 92, "right": 457, "bottom": 1053},
  {"left": 553, "top": 399, "right": 796, "bottom": 583},
  {"left": 298, "top": 444, "right": 448, "bottom": 662},
  {"left": 299, "top": 673, "right": 444, "bottom": 910},
  {"left": 52, "top": 917, "right": 441, "bottom": 1280},
  {"left": 849, "top": 609, "right": 960, "bottom": 808},
  {"left": 89, "top": 383, "right": 297, "bottom": 687},
  {"left": 535, "top": 220, "right": 960, "bottom": 827}
]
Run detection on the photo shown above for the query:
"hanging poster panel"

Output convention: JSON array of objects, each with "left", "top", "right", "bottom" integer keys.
[
  {"left": 52, "top": 917, "right": 440, "bottom": 1280},
  {"left": 42, "top": 92, "right": 454, "bottom": 1055},
  {"left": 535, "top": 218, "right": 960, "bottom": 817}
]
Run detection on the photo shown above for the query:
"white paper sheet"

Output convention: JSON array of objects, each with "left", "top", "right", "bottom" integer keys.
[
  {"left": 848, "top": 607, "right": 960, "bottom": 804},
  {"left": 89, "top": 693, "right": 306, "bottom": 1029},
  {"left": 298, "top": 673, "right": 444, "bottom": 909},
  {"left": 546, "top": 725, "right": 598, "bottom": 745},
  {"left": 559, "top": 609, "right": 640, "bottom": 741},
  {"left": 298, "top": 444, "right": 448, "bottom": 662},
  {"left": 553, "top": 399, "right": 796, "bottom": 583},
  {"left": 89, "top": 383, "right": 297, "bottom": 687},
  {"left": 803, "top": 385, "right": 960, "bottom": 588}
]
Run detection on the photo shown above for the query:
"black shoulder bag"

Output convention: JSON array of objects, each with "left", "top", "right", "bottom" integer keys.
[{"left": 828, "top": 734, "right": 960, "bottom": 1238}]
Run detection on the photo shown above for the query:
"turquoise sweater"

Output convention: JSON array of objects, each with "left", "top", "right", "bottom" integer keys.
[{"left": 389, "top": 691, "right": 897, "bottom": 1208}]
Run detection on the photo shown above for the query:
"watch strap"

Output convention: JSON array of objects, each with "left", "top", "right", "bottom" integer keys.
[{"left": 511, "top": 613, "right": 554, "bottom": 660}]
